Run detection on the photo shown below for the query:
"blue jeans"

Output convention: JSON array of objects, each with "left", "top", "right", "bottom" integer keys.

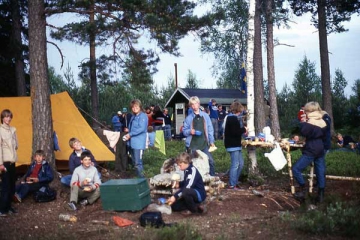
[
  {"left": 164, "top": 124, "right": 172, "bottom": 140},
  {"left": 60, "top": 175, "right": 72, "bottom": 187},
  {"left": 292, "top": 154, "right": 326, "bottom": 188},
  {"left": 218, "top": 121, "right": 224, "bottom": 138},
  {"left": 130, "top": 148, "right": 145, "bottom": 178},
  {"left": 16, "top": 182, "right": 47, "bottom": 199},
  {"left": 228, "top": 150, "right": 244, "bottom": 187},
  {"left": 211, "top": 118, "right": 218, "bottom": 139}
]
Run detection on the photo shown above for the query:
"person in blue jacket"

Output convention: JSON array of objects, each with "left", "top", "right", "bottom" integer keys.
[
  {"left": 14, "top": 150, "right": 53, "bottom": 202},
  {"left": 183, "top": 96, "right": 216, "bottom": 176},
  {"left": 123, "top": 99, "right": 148, "bottom": 178},
  {"left": 208, "top": 99, "right": 219, "bottom": 139},
  {"left": 167, "top": 152, "right": 206, "bottom": 215},
  {"left": 111, "top": 111, "right": 123, "bottom": 132}
]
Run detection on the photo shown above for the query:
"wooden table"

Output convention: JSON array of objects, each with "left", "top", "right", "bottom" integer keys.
[{"left": 242, "top": 140, "right": 304, "bottom": 194}]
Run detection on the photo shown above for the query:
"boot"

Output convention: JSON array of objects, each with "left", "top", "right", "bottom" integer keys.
[
  {"left": 294, "top": 185, "right": 306, "bottom": 202},
  {"left": 316, "top": 188, "right": 324, "bottom": 204}
]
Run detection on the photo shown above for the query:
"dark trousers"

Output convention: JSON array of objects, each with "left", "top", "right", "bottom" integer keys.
[
  {"left": 115, "top": 132, "right": 129, "bottom": 172},
  {"left": 0, "top": 162, "right": 16, "bottom": 212},
  {"left": 171, "top": 188, "right": 201, "bottom": 213},
  {"left": 16, "top": 182, "right": 48, "bottom": 199}
]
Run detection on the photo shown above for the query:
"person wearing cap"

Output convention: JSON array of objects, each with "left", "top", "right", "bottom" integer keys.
[{"left": 112, "top": 111, "right": 123, "bottom": 132}]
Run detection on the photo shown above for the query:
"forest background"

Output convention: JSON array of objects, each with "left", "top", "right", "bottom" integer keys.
[{"left": 0, "top": 0, "right": 359, "bottom": 170}]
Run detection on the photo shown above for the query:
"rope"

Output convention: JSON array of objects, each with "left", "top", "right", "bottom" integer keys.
[{"left": 76, "top": 105, "right": 111, "bottom": 130}]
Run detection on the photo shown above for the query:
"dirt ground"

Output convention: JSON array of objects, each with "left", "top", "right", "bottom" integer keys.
[{"left": 1, "top": 172, "right": 359, "bottom": 240}]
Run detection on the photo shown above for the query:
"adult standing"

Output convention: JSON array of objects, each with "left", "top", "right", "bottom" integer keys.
[
  {"left": 208, "top": 99, "right": 219, "bottom": 139},
  {"left": 292, "top": 102, "right": 327, "bottom": 203},
  {"left": 223, "top": 102, "right": 247, "bottom": 189},
  {"left": 123, "top": 100, "right": 148, "bottom": 178},
  {"left": 0, "top": 109, "right": 19, "bottom": 216},
  {"left": 217, "top": 105, "right": 227, "bottom": 139},
  {"left": 111, "top": 111, "right": 123, "bottom": 132},
  {"left": 183, "top": 96, "right": 216, "bottom": 176},
  {"left": 163, "top": 108, "right": 172, "bottom": 140}
]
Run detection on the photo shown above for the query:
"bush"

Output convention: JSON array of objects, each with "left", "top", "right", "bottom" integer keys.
[{"left": 293, "top": 202, "right": 360, "bottom": 238}]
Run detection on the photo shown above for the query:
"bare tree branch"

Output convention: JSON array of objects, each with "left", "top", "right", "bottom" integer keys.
[{"left": 47, "top": 41, "right": 64, "bottom": 68}]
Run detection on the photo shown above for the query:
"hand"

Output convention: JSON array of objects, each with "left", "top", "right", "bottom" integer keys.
[
  {"left": 210, "top": 143, "right": 215, "bottom": 147},
  {"left": 166, "top": 196, "right": 176, "bottom": 205},
  {"left": 190, "top": 129, "right": 195, "bottom": 135},
  {"left": 32, "top": 178, "right": 39, "bottom": 183},
  {"left": 0, "top": 165, "right": 5, "bottom": 172}
]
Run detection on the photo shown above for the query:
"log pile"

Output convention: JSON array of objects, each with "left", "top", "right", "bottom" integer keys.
[{"left": 149, "top": 150, "right": 225, "bottom": 197}]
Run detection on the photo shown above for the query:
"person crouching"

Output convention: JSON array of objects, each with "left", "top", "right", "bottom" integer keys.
[{"left": 166, "top": 152, "right": 206, "bottom": 215}]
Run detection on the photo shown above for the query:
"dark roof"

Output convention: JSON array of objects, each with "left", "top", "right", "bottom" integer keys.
[{"left": 165, "top": 88, "right": 247, "bottom": 108}]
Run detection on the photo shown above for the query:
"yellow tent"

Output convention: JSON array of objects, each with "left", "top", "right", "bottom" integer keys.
[{"left": 0, "top": 92, "right": 115, "bottom": 166}]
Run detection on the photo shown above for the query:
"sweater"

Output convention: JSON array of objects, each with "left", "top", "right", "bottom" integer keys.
[
  {"left": 224, "top": 114, "right": 246, "bottom": 150},
  {"left": 70, "top": 165, "right": 101, "bottom": 189}
]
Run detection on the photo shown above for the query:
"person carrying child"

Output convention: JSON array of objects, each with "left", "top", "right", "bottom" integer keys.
[
  {"left": 13, "top": 150, "right": 53, "bottom": 203},
  {"left": 60, "top": 138, "right": 97, "bottom": 187},
  {"left": 67, "top": 151, "right": 101, "bottom": 211},
  {"left": 166, "top": 152, "right": 206, "bottom": 216}
]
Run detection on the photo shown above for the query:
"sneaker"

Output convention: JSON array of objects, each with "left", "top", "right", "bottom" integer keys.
[
  {"left": 80, "top": 199, "right": 89, "bottom": 206},
  {"left": 227, "top": 186, "right": 240, "bottom": 190},
  {"left": 180, "top": 210, "right": 193, "bottom": 216},
  {"left": 8, "top": 207, "right": 18, "bottom": 214},
  {"left": 0, "top": 211, "right": 8, "bottom": 217},
  {"left": 13, "top": 193, "right": 21, "bottom": 203},
  {"left": 67, "top": 202, "right": 77, "bottom": 211}
]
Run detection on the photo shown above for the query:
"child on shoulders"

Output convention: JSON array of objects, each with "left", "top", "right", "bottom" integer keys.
[
  {"left": 67, "top": 151, "right": 101, "bottom": 211},
  {"left": 14, "top": 150, "right": 53, "bottom": 203}
]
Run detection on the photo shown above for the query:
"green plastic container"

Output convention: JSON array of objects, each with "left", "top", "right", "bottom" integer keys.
[{"left": 100, "top": 178, "right": 151, "bottom": 211}]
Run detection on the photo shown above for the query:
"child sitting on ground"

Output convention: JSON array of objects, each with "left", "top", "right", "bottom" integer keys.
[
  {"left": 61, "top": 137, "right": 97, "bottom": 187},
  {"left": 14, "top": 150, "right": 53, "bottom": 202},
  {"left": 67, "top": 151, "right": 101, "bottom": 211},
  {"left": 166, "top": 152, "right": 206, "bottom": 215}
]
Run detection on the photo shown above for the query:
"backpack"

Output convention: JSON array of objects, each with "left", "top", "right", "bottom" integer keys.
[
  {"left": 139, "top": 212, "right": 165, "bottom": 228},
  {"left": 33, "top": 186, "right": 57, "bottom": 203}
]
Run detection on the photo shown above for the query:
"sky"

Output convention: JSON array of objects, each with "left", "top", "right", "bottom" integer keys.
[{"left": 47, "top": 12, "right": 360, "bottom": 97}]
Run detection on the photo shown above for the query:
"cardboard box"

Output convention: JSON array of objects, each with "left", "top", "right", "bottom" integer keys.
[{"left": 100, "top": 178, "right": 151, "bottom": 211}]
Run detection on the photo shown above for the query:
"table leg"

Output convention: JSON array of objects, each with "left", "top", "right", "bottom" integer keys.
[
  {"left": 286, "top": 145, "right": 295, "bottom": 194},
  {"left": 309, "top": 162, "right": 314, "bottom": 193}
]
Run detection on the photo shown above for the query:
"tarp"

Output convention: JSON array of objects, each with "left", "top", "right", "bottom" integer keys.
[{"left": 0, "top": 92, "right": 115, "bottom": 166}]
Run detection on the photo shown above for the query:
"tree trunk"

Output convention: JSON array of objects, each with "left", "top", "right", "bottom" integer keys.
[
  {"left": 28, "top": 0, "right": 55, "bottom": 169},
  {"left": 265, "top": 0, "right": 281, "bottom": 140},
  {"left": 317, "top": 0, "right": 334, "bottom": 134},
  {"left": 246, "top": 0, "right": 257, "bottom": 171},
  {"left": 10, "top": 0, "right": 27, "bottom": 96},
  {"left": 89, "top": 2, "right": 99, "bottom": 128},
  {"left": 254, "top": 0, "right": 266, "bottom": 136}
]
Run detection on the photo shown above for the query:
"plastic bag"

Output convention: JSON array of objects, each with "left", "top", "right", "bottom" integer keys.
[{"left": 264, "top": 142, "right": 287, "bottom": 171}]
